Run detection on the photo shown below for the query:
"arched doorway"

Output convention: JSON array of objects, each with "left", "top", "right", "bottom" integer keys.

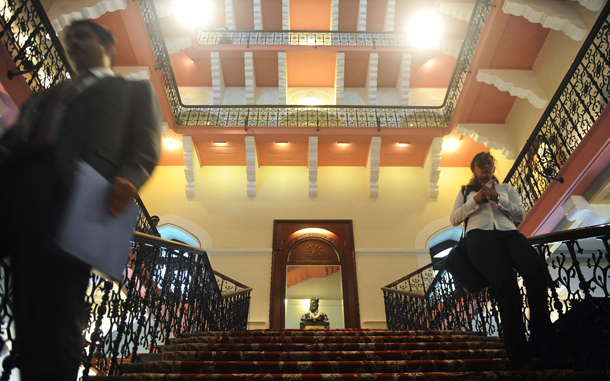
[{"left": 269, "top": 220, "right": 361, "bottom": 329}]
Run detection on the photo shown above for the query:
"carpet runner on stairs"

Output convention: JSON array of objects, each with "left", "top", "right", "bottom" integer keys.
[{"left": 90, "top": 329, "right": 588, "bottom": 380}]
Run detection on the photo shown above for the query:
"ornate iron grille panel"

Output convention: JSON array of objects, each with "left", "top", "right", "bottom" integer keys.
[
  {"left": 504, "top": 5, "right": 610, "bottom": 213},
  {"left": 383, "top": 224, "right": 610, "bottom": 369},
  {"left": 198, "top": 30, "right": 411, "bottom": 47},
  {"left": 0, "top": 0, "right": 73, "bottom": 93},
  {"left": 136, "top": 0, "right": 493, "bottom": 128}
]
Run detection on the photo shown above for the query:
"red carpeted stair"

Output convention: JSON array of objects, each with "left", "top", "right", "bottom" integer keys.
[{"left": 91, "top": 329, "right": 592, "bottom": 380}]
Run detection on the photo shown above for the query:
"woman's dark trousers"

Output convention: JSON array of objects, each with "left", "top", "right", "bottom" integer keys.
[{"left": 466, "top": 229, "right": 555, "bottom": 369}]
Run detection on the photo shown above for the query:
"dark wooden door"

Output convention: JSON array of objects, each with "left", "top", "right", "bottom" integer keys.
[{"left": 269, "top": 220, "right": 361, "bottom": 328}]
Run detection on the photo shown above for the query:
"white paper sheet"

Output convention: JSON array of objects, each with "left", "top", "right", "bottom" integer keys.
[{"left": 54, "top": 161, "right": 139, "bottom": 281}]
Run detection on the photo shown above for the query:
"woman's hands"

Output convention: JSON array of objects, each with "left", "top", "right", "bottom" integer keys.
[{"left": 474, "top": 180, "right": 499, "bottom": 203}]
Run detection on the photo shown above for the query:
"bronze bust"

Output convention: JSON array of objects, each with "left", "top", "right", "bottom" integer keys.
[{"left": 300, "top": 297, "right": 329, "bottom": 322}]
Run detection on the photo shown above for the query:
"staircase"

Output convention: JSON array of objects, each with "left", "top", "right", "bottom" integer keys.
[{"left": 90, "top": 329, "right": 601, "bottom": 380}]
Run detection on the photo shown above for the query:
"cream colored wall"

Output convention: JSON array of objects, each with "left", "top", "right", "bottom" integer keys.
[{"left": 139, "top": 163, "right": 478, "bottom": 328}]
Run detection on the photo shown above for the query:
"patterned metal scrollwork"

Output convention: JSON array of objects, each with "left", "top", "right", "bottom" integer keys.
[
  {"left": 136, "top": 0, "right": 493, "bottom": 128},
  {"left": 383, "top": 223, "right": 610, "bottom": 369},
  {"left": 0, "top": 0, "right": 74, "bottom": 92},
  {"left": 505, "top": 5, "right": 610, "bottom": 213}
]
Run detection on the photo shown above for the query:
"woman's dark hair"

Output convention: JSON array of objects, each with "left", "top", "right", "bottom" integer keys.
[{"left": 464, "top": 152, "right": 499, "bottom": 192}]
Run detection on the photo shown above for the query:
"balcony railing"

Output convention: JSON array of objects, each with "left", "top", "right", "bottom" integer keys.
[
  {"left": 504, "top": 3, "right": 610, "bottom": 213},
  {"left": 383, "top": 223, "right": 610, "bottom": 369},
  {"left": 137, "top": 0, "right": 493, "bottom": 128},
  {"left": 198, "top": 30, "right": 414, "bottom": 48}
]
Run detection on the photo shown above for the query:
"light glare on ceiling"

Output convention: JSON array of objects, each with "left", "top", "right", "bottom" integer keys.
[
  {"left": 397, "top": 142, "right": 410, "bottom": 147},
  {"left": 337, "top": 142, "right": 350, "bottom": 146},
  {"left": 173, "top": 0, "right": 211, "bottom": 28},
  {"left": 442, "top": 137, "right": 461, "bottom": 152},
  {"left": 214, "top": 141, "right": 227, "bottom": 146},
  {"left": 408, "top": 9, "right": 444, "bottom": 49},
  {"left": 275, "top": 141, "right": 289, "bottom": 146}
]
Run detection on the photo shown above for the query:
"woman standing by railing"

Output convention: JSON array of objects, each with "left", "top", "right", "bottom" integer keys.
[{"left": 450, "top": 152, "right": 559, "bottom": 370}]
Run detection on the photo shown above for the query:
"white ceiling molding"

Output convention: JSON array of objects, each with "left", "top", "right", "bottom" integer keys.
[
  {"left": 113, "top": 66, "right": 151, "bottom": 81},
  {"left": 246, "top": 136, "right": 257, "bottom": 198},
  {"left": 502, "top": 0, "right": 588, "bottom": 41},
  {"left": 49, "top": 0, "right": 127, "bottom": 32},
  {"left": 570, "top": 0, "right": 606, "bottom": 11},
  {"left": 309, "top": 136, "right": 318, "bottom": 199},
  {"left": 476, "top": 69, "right": 548, "bottom": 109},
  {"left": 282, "top": 0, "right": 290, "bottom": 30},
  {"left": 563, "top": 195, "right": 610, "bottom": 226},
  {"left": 438, "top": 2, "right": 475, "bottom": 22},
  {"left": 383, "top": 0, "right": 396, "bottom": 31},
  {"left": 436, "top": 39, "right": 464, "bottom": 58},
  {"left": 396, "top": 53, "right": 411, "bottom": 106},
  {"left": 368, "top": 137, "right": 381, "bottom": 198},
  {"left": 278, "top": 52, "right": 288, "bottom": 105},
  {"left": 335, "top": 53, "right": 345, "bottom": 106},
  {"left": 182, "top": 136, "right": 196, "bottom": 199},
  {"left": 357, "top": 0, "right": 368, "bottom": 31},
  {"left": 225, "top": 0, "right": 236, "bottom": 30},
  {"left": 424, "top": 137, "right": 443, "bottom": 199},
  {"left": 331, "top": 0, "right": 339, "bottom": 31},
  {"left": 164, "top": 37, "right": 192, "bottom": 54},
  {"left": 244, "top": 52, "right": 256, "bottom": 105},
  {"left": 253, "top": 0, "right": 263, "bottom": 30},
  {"left": 211, "top": 52, "right": 225, "bottom": 105},
  {"left": 456, "top": 123, "right": 518, "bottom": 160},
  {"left": 366, "top": 53, "right": 379, "bottom": 106}
]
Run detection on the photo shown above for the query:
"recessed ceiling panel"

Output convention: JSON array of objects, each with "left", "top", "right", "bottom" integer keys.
[
  {"left": 235, "top": 0, "right": 255, "bottom": 30},
  {"left": 221, "top": 51, "right": 246, "bottom": 87},
  {"left": 290, "top": 0, "right": 332, "bottom": 30},
  {"left": 194, "top": 135, "right": 247, "bottom": 166},
  {"left": 343, "top": 52, "right": 370, "bottom": 88},
  {"left": 380, "top": 135, "right": 433, "bottom": 167},
  {"left": 318, "top": 134, "right": 371, "bottom": 166},
  {"left": 262, "top": 0, "right": 283, "bottom": 30},
  {"left": 256, "top": 135, "right": 309, "bottom": 166},
  {"left": 366, "top": 0, "right": 388, "bottom": 31},
  {"left": 254, "top": 51, "right": 279, "bottom": 87},
  {"left": 410, "top": 53, "right": 457, "bottom": 88},
  {"left": 377, "top": 52, "right": 403, "bottom": 88},
  {"left": 171, "top": 50, "right": 212, "bottom": 87},
  {"left": 338, "top": 0, "right": 358, "bottom": 31},
  {"left": 466, "top": 85, "right": 516, "bottom": 124},
  {"left": 287, "top": 51, "right": 337, "bottom": 87},
  {"left": 489, "top": 15, "right": 549, "bottom": 69}
]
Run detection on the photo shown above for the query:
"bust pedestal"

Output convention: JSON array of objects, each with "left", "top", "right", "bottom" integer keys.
[{"left": 300, "top": 321, "right": 330, "bottom": 329}]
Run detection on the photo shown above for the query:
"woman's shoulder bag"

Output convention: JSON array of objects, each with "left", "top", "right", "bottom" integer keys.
[{"left": 443, "top": 187, "right": 489, "bottom": 293}]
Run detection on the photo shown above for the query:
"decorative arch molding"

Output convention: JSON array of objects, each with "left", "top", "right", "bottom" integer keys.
[
  {"left": 414, "top": 216, "right": 452, "bottom": 249},
  {"left": 270, "top": 220, "right": 361, "bottom": 329},
  {"left": 157, "top": 214, "right": 212, "bottom": 249}
]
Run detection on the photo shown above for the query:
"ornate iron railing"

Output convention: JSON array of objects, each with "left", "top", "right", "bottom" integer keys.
[
  {"left": 0, "top": 0, "right": 73, "bottom": 93},
  {"left": 383, "top": 223, "right": 610, "bottom": 369},
  {"left": 199, "top": 30, "right": 413, "bottom": 48},
  {"left": 134, "top": 195, "right": 160, "bottom": 237},
  {"left": 137, "top": 0, "right": 492, "bottom": 128},
  {"left": 504, "top": 3, "right": 610, "bottom": 213},
  {"left": 81, "top": 232, "right": 252, "bottom": 377}
]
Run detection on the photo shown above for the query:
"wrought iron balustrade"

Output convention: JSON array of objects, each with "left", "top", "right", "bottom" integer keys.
[
  {"left": 136, "top": 0, "right": 492, "bottom": 128},
  {"left": 81, "top": 232, "right": 252, "bottom": 377},
  {"left": 198, "top": 30, "right": 413, "bottom": 48},
  {"left": 0, "top": 0, "right": 73, "bottom": 93},
  {"left": 134, "top": 194, "right": 160, "bottom": 237},
  {"left": 504, "top": 3, "right": 610, "bottom": 213},
  {"left": 383, "top": 223, "right": 610, "bottom": 369}
]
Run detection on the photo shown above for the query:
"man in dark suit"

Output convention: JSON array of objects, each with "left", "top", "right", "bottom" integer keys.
[{"left": 0, "top": 20, "right": 161, "bottom": 380}]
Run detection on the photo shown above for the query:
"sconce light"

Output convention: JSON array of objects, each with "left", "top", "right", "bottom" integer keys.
[
  {"left": 275, "top": 141, "right": 289, "bottom": 146},
  {"left": 397, "top": 142, "right": 411, "bottom": 147},
  {"left": 337, "top": 142, "right": 350, "bottom": 146}
]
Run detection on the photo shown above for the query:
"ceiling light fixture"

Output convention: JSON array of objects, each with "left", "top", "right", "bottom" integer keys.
[
  {"left": 397, "top": 142, "right": 411, "bottom": 147},
  {"left": 442, "top": 137, "right": 461, "bottom": 152},
  {"left": 214, "top": 141, "right": 227, "bottom": 146},
  {"left": 173, "top": 0, "right": 211, "bottom": 28},
  {"left": 337, "top": 142, "right": 350, "bottom": 146},
  {"left": 163, "top": 130, "right": 180, "bottom": 151},
  {"left": 302, "top": 91, "right": 323, "bottom": 106},
  {"left": 408, "top": 9, "right": 444, "bottom": 49},
  {"left": 275, "top": 141, "right": 289, "bottom": 146}
]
